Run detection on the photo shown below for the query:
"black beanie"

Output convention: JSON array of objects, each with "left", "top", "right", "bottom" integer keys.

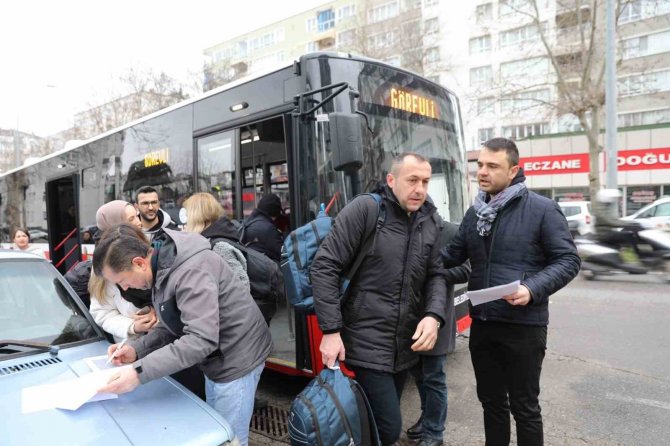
[{"left": 257, "top": 194, "right": 282, "bottom": 218}]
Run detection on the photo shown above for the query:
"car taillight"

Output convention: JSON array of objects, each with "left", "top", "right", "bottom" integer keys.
[{"left": 585, "top": 215, "right": 591, "bottom": 224}]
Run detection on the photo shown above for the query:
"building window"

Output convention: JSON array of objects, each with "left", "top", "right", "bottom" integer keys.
[
  {"left": 502, "top": 122, "right": 549, "bottom": 139},
  {"left": 478, "top": 128, "right": 495, "bottom": 143},
  {"left": 620, "top": 0, "right": 670, "bottom": 24},
  {"left": 336, "top": 29, "right": 356, "bottom": 47},
  {"left": 470, "top": 65, "right": 493, "bottom": 86},
  {"left": 500, "top": 23, "right": 542, "bottom": 48},
  {"left": 500, "top": 0, "right": 530, "bottom": 16},
  {"left": 368, "top": 1, "right": 399, "bottom": 23},
  {"left": 425, "top": 17, "right": 439, "bottom": 34},
  {"left": 501, "top": 57, "right": 549, "bottom": 80},
  {"left": 618, "top": 108, "right": 670, "bottom": 127},
  {"left": 622, "top": 30, "right": 670, "bottom": 59},
  {"left": 626, "top": 185, "right": 661, "bottom": 215},
  {"left": 476, "top": 3, "right": 493, "bottom": 23},
  {"left": 368, "top": 31, "right": 396, "bottom": 49},
  {"left": 470, "top": 35, "right": 491, "bottom": 54},
  {"left": 306, "top": 17, "right": 316, "bottom": 32},
  {"left": 337, "top": 4, "right": 357, "bottom": 22},
  {"left": 501, "top": 89, "right": 550, "bottom": 113},
  {"left": 317, "top": 9, "right": 335, "bottom": 32},
  {"left": 477, "top": 97, "right": 496, "bottom": 115},
  {"left": 403, "top": 20, "right": 421, "bottom": 38},
  {"left": 619, "top": 70, "right": 670, "bottom": 97},
  {"left": 425, "top": 47, "right": 440, "bottom": 63},
  {"left": 424, "top": 0, "right": 439, "bottom": 7}
]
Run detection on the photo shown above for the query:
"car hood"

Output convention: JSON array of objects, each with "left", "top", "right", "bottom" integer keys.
[{"left": 1, "top": 341, "right": 235, "bottom": 445}]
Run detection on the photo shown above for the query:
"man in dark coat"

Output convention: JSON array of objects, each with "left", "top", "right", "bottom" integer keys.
[
  {"left": 240, "top": 193, "right": 283, "bottom": 261},
  {"left": 312, "top": 152, "right": 446, "bottom": 446},
  {"left": 442, "top": 138, "right": 580, "bottom": 446},
  {"left": 407, "top": 222, "right": 471, "bottom": 446}
]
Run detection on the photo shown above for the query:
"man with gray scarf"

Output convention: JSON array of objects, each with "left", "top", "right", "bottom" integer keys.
[{"left": 441, "top": 138, "right": 580, "bottom": 446}]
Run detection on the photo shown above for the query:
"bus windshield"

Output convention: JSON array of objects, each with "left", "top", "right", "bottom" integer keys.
[{"left": 300, "top": 56, "right": 468, "bottom": 223}]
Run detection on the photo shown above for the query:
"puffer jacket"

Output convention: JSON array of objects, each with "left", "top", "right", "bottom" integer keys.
[
  {"left": 240, "top": 209, "right": 283, "bottom": 261},
  {"left": 128, "top": 229, "right": 272, "bottom": 384},
  {"left": 442, "top": 171, "right": 580, "bottom": 326},
  {"left": 311, "top": 187, "right": 446, "bottom": 373}
]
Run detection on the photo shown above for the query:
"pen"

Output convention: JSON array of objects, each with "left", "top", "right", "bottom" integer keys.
[{"left": 105, "top": 338, "right": 127, "bottom": 366}]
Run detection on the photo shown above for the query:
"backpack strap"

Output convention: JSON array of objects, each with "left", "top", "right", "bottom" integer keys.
[{"left": 341, "top": 193, "right": 385, "bottom": 296}]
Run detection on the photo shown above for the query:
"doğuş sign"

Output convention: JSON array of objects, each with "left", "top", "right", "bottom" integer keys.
[{"left": 520, "top": 147, "right": 670, "bottom": 175}]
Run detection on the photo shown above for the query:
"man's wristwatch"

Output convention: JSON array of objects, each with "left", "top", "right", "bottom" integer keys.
[{"left": 132, "top": 359, "right": 143, "bottom": 374}]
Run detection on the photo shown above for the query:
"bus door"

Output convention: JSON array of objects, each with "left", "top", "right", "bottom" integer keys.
[
  {"left": 196, "top": 115, "right": 310, "bottom": 374},
  {"left": 45, "top": 174, "right": 82, "bottom": 275}
]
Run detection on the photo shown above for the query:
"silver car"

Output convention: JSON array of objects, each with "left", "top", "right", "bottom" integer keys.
[{"left": 0, "top": 249, "right": 238, "bottom": 445}]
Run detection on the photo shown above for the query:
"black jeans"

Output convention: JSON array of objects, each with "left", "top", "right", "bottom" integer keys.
[
  {"left": 469, "top": 320, "right": 547, "bottom": 446},
  {"left": 350, "top": 366, "right": 409, "bottom": 446}
]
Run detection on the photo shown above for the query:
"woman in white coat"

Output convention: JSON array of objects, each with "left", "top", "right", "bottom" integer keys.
[{"left": 88, "top": 200, "right": 158, "bottom": 341}]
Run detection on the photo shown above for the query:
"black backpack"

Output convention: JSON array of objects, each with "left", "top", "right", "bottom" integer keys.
[{"left": 209, "top": 236, "right": 284, "bottom": 306}]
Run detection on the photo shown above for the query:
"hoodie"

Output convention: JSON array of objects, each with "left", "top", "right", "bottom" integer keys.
[
  {"left": 128, "top": 229, "right": 272, "bottom": 384},
  {"left": 142, "top": 209, "right": 178, "bottom": 240}
]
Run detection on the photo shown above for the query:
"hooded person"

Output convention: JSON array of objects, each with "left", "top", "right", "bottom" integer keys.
[{"left": 240, "top": 193, "right": 283, "bottom": 261}]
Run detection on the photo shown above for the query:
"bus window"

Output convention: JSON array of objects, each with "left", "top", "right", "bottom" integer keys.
[{"left": 197, "top": 130, "right": 236, "bottom": 219}]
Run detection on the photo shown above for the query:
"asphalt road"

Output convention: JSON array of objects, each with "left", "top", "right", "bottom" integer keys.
[{"left": 250, "top": 273, "right": 670, "bottom": 445}]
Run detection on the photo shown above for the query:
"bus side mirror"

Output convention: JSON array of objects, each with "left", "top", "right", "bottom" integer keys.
[{"left": 327, "top": 112, "right": 365, "bottom": 173}]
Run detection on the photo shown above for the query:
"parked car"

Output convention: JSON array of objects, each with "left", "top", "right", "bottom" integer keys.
[
  {"left": 27, "top": 228, "right": 48, "bottom": 241},
  {"left": 558, "top": 201, "right": 594, "bottom": 235},
  {"left": 0, "top": 249, "right": 238, "bottom": 445},
  {"left": 622, "top": 196, "right": 670, "bottom": 231}
]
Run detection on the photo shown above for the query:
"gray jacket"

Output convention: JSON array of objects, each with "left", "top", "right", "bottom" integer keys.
[{"left": 129, "top": 229, "right": 272, "bottom": 384}]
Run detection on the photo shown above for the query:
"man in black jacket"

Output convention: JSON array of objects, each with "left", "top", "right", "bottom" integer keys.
[
  {"left": 312, "top": 152, "right": 446, "bottom": 446},
  {"left": 408, "top": 222, "right": 471, "bottom": 446},
  {"left": 442, "top": 138, "right": 580, "bottom": 446},
  {"left": 240, "top": 193, "right": 283, "bottom": 261}
]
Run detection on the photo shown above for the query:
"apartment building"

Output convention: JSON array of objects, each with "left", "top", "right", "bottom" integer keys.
[
  {"left": 463, "top": 0, "right": 670, "bottom": 212},
  {"left": 202, "top": 0, "right": 460, "bottom": 90}
]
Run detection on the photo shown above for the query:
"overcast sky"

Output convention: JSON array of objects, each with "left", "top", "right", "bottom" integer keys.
[{"left": 1, "top": 0, "right": 329, "bottom": 136}]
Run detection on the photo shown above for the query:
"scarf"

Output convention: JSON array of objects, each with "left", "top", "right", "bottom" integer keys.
[{"left": 473, "top": 182, "right": 526, "bottom": 237}]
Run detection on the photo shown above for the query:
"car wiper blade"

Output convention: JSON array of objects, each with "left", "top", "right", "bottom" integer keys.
[{"left": 0, "top": 339, "right": 59, "bottom": 356}]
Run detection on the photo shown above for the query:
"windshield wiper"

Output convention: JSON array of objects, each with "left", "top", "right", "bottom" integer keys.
[{"left": 0, "top": 340, "right": 59, "bottom": 356}]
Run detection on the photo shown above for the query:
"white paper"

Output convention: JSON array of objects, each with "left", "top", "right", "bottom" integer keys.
[
  {"left": 85, "top": 354, "right": 116, "bottom": 372},
  {"left": 21, "top": 365, "right": 129, "bottom": 413},
  {"left": 465, "top": 280, "right": 520, "bottom": 306}
]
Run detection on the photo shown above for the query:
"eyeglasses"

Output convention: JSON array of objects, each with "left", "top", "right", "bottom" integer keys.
[{"left": 138, "top": 200, "right": 159, "bottom": 208}]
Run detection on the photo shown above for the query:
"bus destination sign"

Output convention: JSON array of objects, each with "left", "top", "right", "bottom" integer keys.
[{"left": 389, "top": 87, "right": 439, "bottom": 119}]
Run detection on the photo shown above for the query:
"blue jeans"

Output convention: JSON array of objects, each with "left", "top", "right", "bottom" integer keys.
[
  {"left": 412, "top": 354, "right": 448, "bottom": 440},
  {"left": 205, "top": 363, "right": 264, "bottom": 446}
]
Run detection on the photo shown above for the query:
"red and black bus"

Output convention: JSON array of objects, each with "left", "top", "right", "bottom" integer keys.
[{"left": 0, "top": 52, "right": 471, "bottom": 376}]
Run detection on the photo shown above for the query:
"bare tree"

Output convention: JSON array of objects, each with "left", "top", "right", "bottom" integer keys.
[
  {"left": 334, "top": 0, "right": 449, "bottom": 77},
  {"left": 485, "top": 0, "right": 667, "bottom": 200},
  {"left": 73, "top": 68, "right": 188, "bottom": 139}
]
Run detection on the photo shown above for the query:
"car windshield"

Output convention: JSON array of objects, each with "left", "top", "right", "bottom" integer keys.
[{"left": 0, "top": 259, "right": 99, "bottom": 347}]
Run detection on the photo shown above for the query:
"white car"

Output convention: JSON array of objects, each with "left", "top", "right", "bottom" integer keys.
[
  {"left": 558, "top": 201, "right": 593, "bottom": 235},
  {"left": 622, "top": 196, "right": 670, "bottom": 231}
]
